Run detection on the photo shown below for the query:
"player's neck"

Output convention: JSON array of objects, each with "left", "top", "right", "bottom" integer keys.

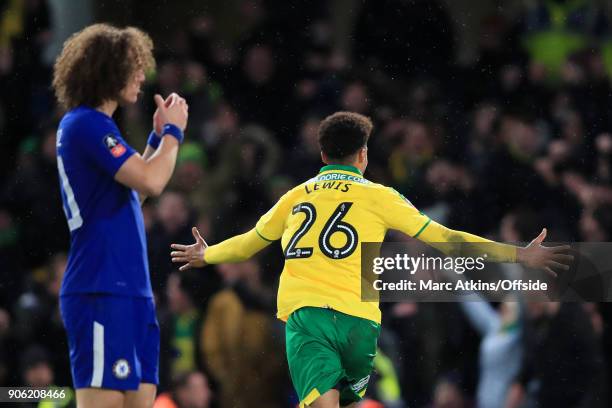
[
  {"left": 96, "top": 100, "right": 118, "bottom": 117},
  {"left": 326, "top": 161, "right": 364, "bottom": 174}
]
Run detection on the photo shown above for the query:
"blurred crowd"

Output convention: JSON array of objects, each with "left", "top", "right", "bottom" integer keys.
[{"left": 1, "top": 0, "right": 612, "bottom": 407}]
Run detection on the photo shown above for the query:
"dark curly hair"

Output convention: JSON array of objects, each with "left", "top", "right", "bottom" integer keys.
[
  {"left": 52, "top": 23, "right": 155, "bottom": 110},
  {"left": 318, "top": 111, "right": 373, "bottom": 160}
]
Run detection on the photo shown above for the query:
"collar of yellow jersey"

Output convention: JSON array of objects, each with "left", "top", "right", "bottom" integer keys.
[{"left": 319, "top": 164, "right": 362, "bottom": 176}]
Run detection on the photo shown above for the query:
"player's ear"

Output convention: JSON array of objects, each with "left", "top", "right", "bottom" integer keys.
[
  {"left": 321, "top": 151, "right": 329, "bottom": 164},
  {"left": 359, "top": 146, "right": 368, "bottom": 163}
]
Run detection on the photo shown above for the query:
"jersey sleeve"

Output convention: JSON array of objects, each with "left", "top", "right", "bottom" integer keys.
[
  {"left": 78, "top": 117, "right": 136, "bottom": 177},
  {"left": 255, "top": 190, "right": 295, "bottom": 241},
  {"left": 378, "top": 187, "right": 516, "bottom": 262},
  {"left": 204, "top": 228, "right": 272, "bottom": 264},
  {"left": 417, "top": 220, "right": 517, "bottom": 262},
  {"left": 377, "top": 187, "right": 432, "bottom": 237}
]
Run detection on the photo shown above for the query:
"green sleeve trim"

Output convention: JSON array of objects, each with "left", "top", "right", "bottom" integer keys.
[
  {"left": 413, "top": 218, "right": 431, "bottom": 239},
  {"left": 255, "top": 228, "right": 275, "bottom": 242}
]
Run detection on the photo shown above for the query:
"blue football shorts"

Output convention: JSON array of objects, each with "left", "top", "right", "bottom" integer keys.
[{"left": 60, "top": 294, "right": 160, "bottom": 391}]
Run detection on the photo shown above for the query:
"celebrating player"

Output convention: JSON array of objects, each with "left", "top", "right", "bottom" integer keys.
[
  {"left": 53, "top": 24, "right": 188, "bottom": 408},
  {"left": 170, "top": 112, "right": 571, "bottom": 408}
]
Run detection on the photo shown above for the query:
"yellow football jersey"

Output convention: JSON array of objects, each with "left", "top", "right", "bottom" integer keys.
[{"left": 255, "top": 165, "right": 432, "bottom": 324}]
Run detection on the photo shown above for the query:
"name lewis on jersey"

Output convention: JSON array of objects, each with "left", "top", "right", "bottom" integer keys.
[
  {"left": 305, "top": 181, "right": 351, "bottom": 194},
  {"left": 103, "top": 134, "right": 127, "bottom": 158},
  {"left": 305, "top": 172, "right": 368, "bottom": 194}
]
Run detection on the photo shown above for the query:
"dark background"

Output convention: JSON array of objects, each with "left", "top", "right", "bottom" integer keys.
[{"left": 1, "top": 0, "right": 612, "bottom": 407}]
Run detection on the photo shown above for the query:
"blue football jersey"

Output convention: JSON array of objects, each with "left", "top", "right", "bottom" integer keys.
[{"left": 56, "top": 106, "right": 152, "bottom": 297}]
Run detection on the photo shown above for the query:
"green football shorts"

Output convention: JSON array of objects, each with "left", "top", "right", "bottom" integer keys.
[{"left": 286, "top": 307, "right": 381, "bottom": 407}]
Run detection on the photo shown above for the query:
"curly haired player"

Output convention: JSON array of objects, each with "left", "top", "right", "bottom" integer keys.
[{"left": 53, "top": 24, "right": 188, "bottom": 408}]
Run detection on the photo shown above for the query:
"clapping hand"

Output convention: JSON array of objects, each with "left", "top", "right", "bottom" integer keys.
[{"left": 153, "top": 92, "right": 189, "bottom": 134}]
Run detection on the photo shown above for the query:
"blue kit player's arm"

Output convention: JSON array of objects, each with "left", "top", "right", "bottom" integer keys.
[
  {"left": 78, "top": 119, "right": 181, "bottom": 198},
  {"left": 115, "top": 130, "right": 181, "bottom": 197},
  {"left": 115, "top": 94, "right": 186, "bottom": 197},
  {"left": 142, "top": 94, "right": 177, "bottom": 162},
  {"left": 136, "top": 94, "right": 184, "bottom": 202}
]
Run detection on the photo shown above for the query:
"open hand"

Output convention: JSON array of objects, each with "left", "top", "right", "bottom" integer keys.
[
  {"left": 517, "top": 228, "right": 573, "bottom": 277},
  {"left": 170, "top": 227, "right": 208, "bottom": 271}
]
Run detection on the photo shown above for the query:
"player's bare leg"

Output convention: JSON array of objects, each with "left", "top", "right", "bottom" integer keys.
[
  {"left": 309, "top": 389, "right": 340, "bottom": 408},
  {"left": 76, "top": 388, "right": 124, "bottom": 408},
  {"left": 123, "top": 383, "right": 157, "bottom": 408}
]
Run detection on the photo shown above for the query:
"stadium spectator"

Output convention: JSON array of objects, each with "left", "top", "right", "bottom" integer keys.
[
  {"left": 159, "top": 272, "right": 206, "bottom": 386},
  {"left": 19, "top": 344, "right": 77, "bottom": 408},
  {"left": 20, "top": 345, "right": 53, "bottom": 388},
  {"left": 200, "top": 260, "right": 285, "bottom": 408},
  {"left": 0, "top": 0, "right": 53, "bottom": 178},
  {"left": 148, "top": 191, "right": 195, "bottom": 296},
  {"left": 507, "top": 302, "right": 606, "bottom": 408},
  {"left": 0, "top": 207, "right": 24, "bottom": 308},
  {"left": 158, "top": 269, "right": 220, "bottom": 392},
  {"left": 431, "top": 376, "right": 466, "bottom": 408},
  {"left": 0, "top": 305, "right": 13, "bottom": 386},
  {"left": 387, "top": 120, "right": 438, "bottom": 207},
  {"left": 1, "top": 125, "right": 68, "bottom": 268},
  {"left": 340, "top": 81, "right": 371, "bottom": 115},
  {"left": 229, "top": 42, "right": 294, "bottom": 141},
  {"left": 13, "top": 253, "right": 70, "bottom": 385},
  {"left": 579, "top": 204, "right": 612, "bottom": 242},
  {"left": 520, "top": 0, "right": 609, "bottom": 81},
  {"left": 285, "top": 115, "right": 325, "bottom": 182},
  {"left": 353, "top": 0, "right": 454, "bottom": 80},
  {"left": 153, "top": 371, "right": 212, "bottom": 408},
  {"left": 459, "top": 297, "right": 523, "bottom": 408}
]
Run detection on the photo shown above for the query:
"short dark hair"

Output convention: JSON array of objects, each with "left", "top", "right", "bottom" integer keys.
[
  {"left": 318, "top": 112, "right": 373, "bottom": 160},
  {"left": 52, "top": 24, "right": 154, "bottom": 110}
]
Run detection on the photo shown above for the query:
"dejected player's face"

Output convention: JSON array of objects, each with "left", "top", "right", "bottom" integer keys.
[{"left": 119, "top": 68, "right": 145, "bottom": 105}]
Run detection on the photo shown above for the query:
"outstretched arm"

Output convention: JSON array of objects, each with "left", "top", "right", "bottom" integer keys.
[
  {"left": 171, "top": 190, "right": 293, "bottom": 270},
  {"left": 416, "top": 219, "right": 517, "bottom": 262},
  {"left": 170, "top": 227, "right": 272, "bottom": 270},
  {"left": 418, "top": 221, "right": 572, "bottom": 276},
  {"left": 378, "top": 188, "right": 572, "bottom": 277}
]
